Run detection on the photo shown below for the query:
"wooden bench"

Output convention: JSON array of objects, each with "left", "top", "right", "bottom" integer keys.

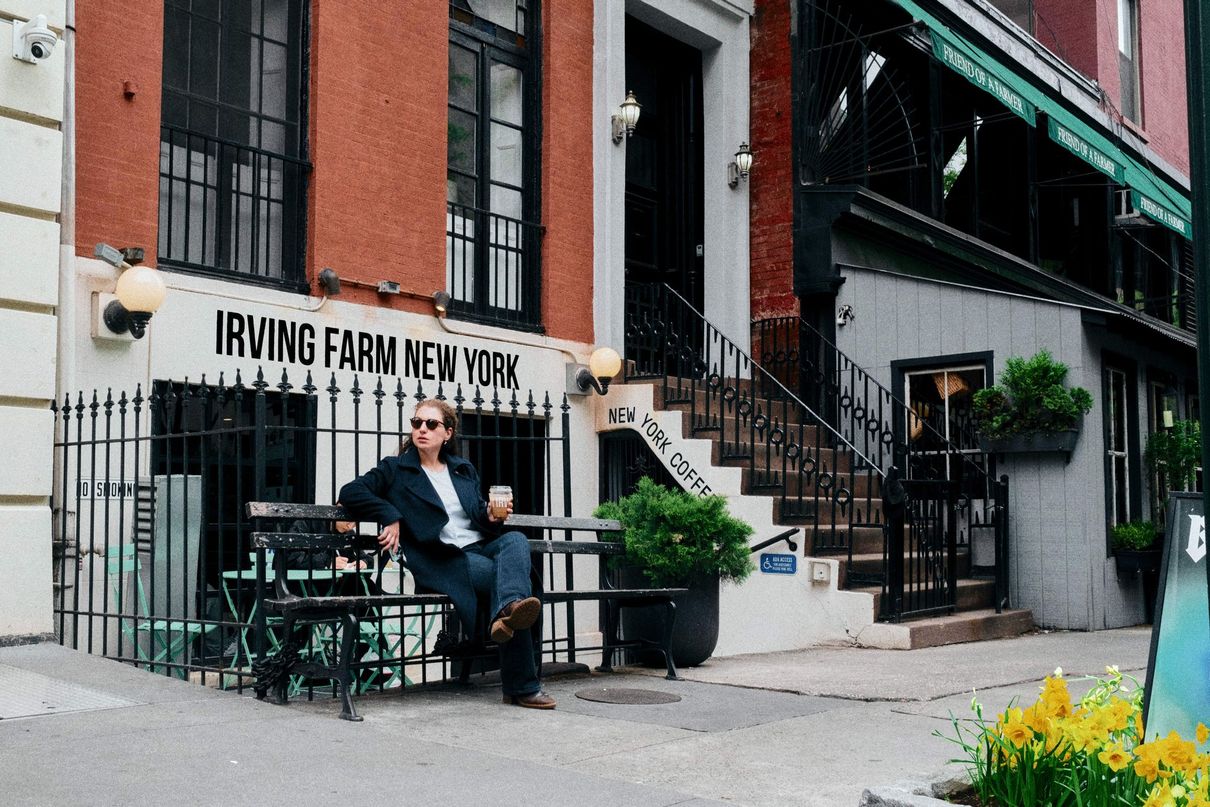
[{"left": 244, "top": 502, "right": 686, "bottom": 721}]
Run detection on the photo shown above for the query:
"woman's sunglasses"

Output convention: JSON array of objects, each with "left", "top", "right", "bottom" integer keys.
[{"left": 410, "top": 417, "right": 448, "bottom": 431}]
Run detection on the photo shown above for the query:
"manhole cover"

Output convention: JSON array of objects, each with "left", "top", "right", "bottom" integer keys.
[{"left": 574, "top": 687, "right": 681, "bottom": 705}]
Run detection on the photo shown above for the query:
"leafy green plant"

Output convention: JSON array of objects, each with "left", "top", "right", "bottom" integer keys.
[
  {"left": 1145, "top": 419, "right": 1203, "bottom": 492},
  {"left": 971, "top": 351, "right": 1094, "bottom": 440},
  {"left": 1110, "top": 520, "right": 1158, "bottom": 552},
  {"left": 593, "top": 477, "right": 754, "bottom": 587}
]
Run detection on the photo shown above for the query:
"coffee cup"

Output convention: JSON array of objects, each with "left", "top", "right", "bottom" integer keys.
[{"left": 488, "top": 485, "right": 513, "bottom": 520}]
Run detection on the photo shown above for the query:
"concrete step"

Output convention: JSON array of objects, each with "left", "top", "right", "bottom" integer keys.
[
  {"left": 887, "top": 608, "right": 1035, "bottom": 650},
  {"left": 852, "top": 577, "right": 998, "bottom": 614},
  {"left": 840, "top": 550, "right": 971, "bottom": 587}
]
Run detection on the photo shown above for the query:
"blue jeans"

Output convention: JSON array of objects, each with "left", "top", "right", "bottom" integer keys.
[{"left": 463, "top": 531, "right": 540, "bottom": 697}]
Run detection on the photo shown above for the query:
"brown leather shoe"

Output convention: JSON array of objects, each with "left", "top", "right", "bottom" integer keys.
[
  {"left": 490, "top": 596, "right": 541, "bottom": 644},
  {"left": 504, "top": 691, "right": 556, "bottom": 710}
]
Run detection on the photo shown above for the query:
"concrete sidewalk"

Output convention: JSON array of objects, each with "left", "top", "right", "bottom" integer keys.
[{"left": 0, "top": 627, "right": 1152, "bottom": 807}]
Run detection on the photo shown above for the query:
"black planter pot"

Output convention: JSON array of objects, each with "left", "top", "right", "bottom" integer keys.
[
  {"left": 619, "top": 567, "right": 720, "bottom": 668},
  {"left": 978, "top": 429, "right": 1081, "bottom": 460},
  {"left": 1114, "top": 548, "right": 1162, "bottom": 578}
]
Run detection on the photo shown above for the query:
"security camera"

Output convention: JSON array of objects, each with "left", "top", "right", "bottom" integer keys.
[{"left": 12, "top": 15, "right": 57, "bottom": 64}]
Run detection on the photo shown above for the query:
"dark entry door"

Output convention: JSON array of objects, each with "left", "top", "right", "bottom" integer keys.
[{"left": 624, "top": 18, "right": 705, "bottom": 311}]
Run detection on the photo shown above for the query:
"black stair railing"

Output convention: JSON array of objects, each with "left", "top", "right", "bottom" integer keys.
[
  {"left": 623, "top": 283, "right": 885, "bottom": 575},
  {"left": 753, "top": 315, "right": 1010, "bottom": 619}
]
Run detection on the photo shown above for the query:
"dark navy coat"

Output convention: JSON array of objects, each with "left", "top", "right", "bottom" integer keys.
[{"left": 338, "top": 447, "right": 501, "bottom": 636}]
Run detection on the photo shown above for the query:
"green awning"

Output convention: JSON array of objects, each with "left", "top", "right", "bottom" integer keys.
[
  {"left": 930, "top": 29, "right": 1035, "bottom": 125},
  {"left": 887, "top": 0, "right": 1192, "bottom": 240},
  {"left": 1046, "top": 118, "right": 1125, "bottom": 183}
]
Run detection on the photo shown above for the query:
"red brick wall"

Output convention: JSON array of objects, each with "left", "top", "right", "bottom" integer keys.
[
  {"left": 539, "top": 0, "right": 595, "bottom": 343},
  {"left": 749, "top": 0, "right": 797, "bottom": 321},
  {"left": 1035, "top": 0, "right": 1189, "bottom": 176},
  {"left": 1138, "top": 0, "right": 1189, "bottom": 175},
  {"left": 75, "top": 1, "right": 597, "bottom": 340},
  {"left": 307, "top": 1, "right": 447, "bottom": 314},
  {"left": 1032, "top": 0, "right": 1101, "bottom": 85},
  {"left": 75, "top": 2, "right": 164, "bottom": 264}
]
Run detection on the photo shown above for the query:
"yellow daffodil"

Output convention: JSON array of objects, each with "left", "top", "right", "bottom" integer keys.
[
  {"left": 1136, "top": 754, "right": 1162, "bottom": 783},
  {"left": 1143, "top": 781, "right": 1176, "bottom": 807},
  {"left": 1098, "top": 742, "right": 1132, "bottom": 771},
  {"left": 1199, "top": 722, "right": 1209, "bottom": 745}
]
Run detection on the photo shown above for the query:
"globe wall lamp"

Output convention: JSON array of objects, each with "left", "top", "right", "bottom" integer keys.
[
  {"left": 94, "top": 243, "right": 166, "bottom": 340},
  {"left": 568, "top": 346, "right": 623, "bottom": 396},
  {"left": 611, "top": 90, "right": 641, "bottom": 144},
  {"left": 728, "top": 142, "right": 753, "bottom": 188}
]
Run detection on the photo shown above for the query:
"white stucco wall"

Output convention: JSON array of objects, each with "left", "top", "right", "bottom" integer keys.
[
  {"left": 0, "top": 2, "right": 64, "bottom": 641},
  {"left": 593, "top": 0, "right": 753, "bottom": 354}
]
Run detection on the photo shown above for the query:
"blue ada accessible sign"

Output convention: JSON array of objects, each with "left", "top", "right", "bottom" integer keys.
[{"left": 759, "top": 553, "right": 797, "bottom": 575}]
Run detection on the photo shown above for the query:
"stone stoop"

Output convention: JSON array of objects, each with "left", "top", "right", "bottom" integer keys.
[
  {"left": 856, "top": 608, "right": 1035, "bottom": 651},
  {"left": 602, "top": 378, "right": 1034, "bottom": 651}
]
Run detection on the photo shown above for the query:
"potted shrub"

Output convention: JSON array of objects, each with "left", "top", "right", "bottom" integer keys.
[
  {"left": 1110, "top": 520, "right": 1161, "bottom": 578},
  {"left": 594, "top": 477, "right": 753, "bottom": 667},
  {"left": 971, "top": 350, "right": 1093, "bottom": 457}
]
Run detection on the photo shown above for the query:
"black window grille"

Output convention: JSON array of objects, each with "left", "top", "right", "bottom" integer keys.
[
  {"left": 159, "top": 0, "right": 310, "bottom": 288},
  {"left": 447, "top": 1, "right": 543, "bottom": 331}
]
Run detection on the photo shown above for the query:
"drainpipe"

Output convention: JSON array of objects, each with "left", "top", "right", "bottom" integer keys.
[{"left": 52, "top": 0, "right": 77, "bottom": 583}]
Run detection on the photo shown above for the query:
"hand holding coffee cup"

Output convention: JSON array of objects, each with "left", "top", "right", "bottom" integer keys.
[{"left": 488, "top": 485, "right": 513, "bottom": 521}]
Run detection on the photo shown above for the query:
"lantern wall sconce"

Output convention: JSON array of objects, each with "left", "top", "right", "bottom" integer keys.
[
  {"left": 93, "top": 243, "right": 167, "bottom": 341},
  {"left": 567, "top": 346, "right": 623, "bottom": 396},
  {"left": 728, "top": 142, "right": 753, "bottom": 188},
  {"left": 611, "top": 90, "right": 641, "bottom": 144}
]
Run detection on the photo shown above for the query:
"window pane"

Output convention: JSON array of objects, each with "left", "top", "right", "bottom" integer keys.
[
  {"left": 489, "top": 184, "right": 522, "bottom": 221},
  {"left": 163, "top": 9, "right": 191, "bottom": 91},
  {"left": 490, "top": 122, "right": 522, "bottom": 186},
  {"left": 1114, "top": 457, "right": 1129, "bottom": 522},
  {"left": 193, "top": 0, "right": 221, "bottom": 21},
  {"left": 220, "top": 29, "right": 253, "bottom": 109},
  {"left": 448, "top": 109, "right": 478, "bottom": 175},
  {"left": 1112, "top": 374, "right": 1127, "bottom": 451},
  {"left": 262, "top": 0, "right": 289, "bottom": 43},
  {"left": 466, "top": 0, "right": 519, "bottom": 35},
  {"left": 490, "top": 62, "right": 522, "bottom": 125},
  {"left": 261, "top": 41, "right": 288, "bottom": 119},
  {"left": 447, "top": 171, "right": 476, "bottom": 207},
  {"left": 190, "top": 18, "right": 221, "bottom": 99},
  {"left": 1118, "top": 0, "right": 1134, "bottom": 56},
  {"left": 450, "top": 45, "right": 478, "bottom": 111}
]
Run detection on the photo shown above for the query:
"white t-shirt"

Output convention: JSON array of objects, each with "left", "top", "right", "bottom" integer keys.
[{"left": 422, "top": 465, "right": 484, "bottom": 549}]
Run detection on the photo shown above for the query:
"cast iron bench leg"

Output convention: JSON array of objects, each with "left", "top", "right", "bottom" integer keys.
[
  {"left": 274, "top": 613, "right": 299, "bottom": 705},
  {"left": 595, "top": 599, "right": 619, "bottom": 674},
  {"left": 660, "top": 600, "right": 681, "bottom": 681},
  {"left": 336, "top": 612, "right": 363, "bottom": 722}
]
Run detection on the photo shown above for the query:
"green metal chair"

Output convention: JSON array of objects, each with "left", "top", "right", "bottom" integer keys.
[{"left": 106, "top": 544, "right": 215, "bottom": 679}]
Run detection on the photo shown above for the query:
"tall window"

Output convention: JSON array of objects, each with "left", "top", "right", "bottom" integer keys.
[
  {"left": 1105, "top": 365, "right": 1133, "bottom": 526},
  {"left": 1117, "top": 0, "right": 1140, "bottom": 122},
  {"left": 447, "top": 1, "right": 541, "bottom": 331},
  {"left": 159, "top": 0, "right": 309, "bottom": 287}
]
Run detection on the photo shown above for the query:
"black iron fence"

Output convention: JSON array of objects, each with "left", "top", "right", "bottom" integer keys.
[
  {"left": 52, "top": 368, "right": 584, "bottom": 689},
  {"left": 446, "top": 201, "right": 543, "bottom": 331},
  {"left": 159, "top": 125, "right": 310, "bottom": 288},
  {"left": 752, "top": 314, "right": 1010, "bottom": 620}
]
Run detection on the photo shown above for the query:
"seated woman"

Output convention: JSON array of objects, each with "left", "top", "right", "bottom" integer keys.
[{"left": 338, "top": 398, "right": 554, "bottom": 710}]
